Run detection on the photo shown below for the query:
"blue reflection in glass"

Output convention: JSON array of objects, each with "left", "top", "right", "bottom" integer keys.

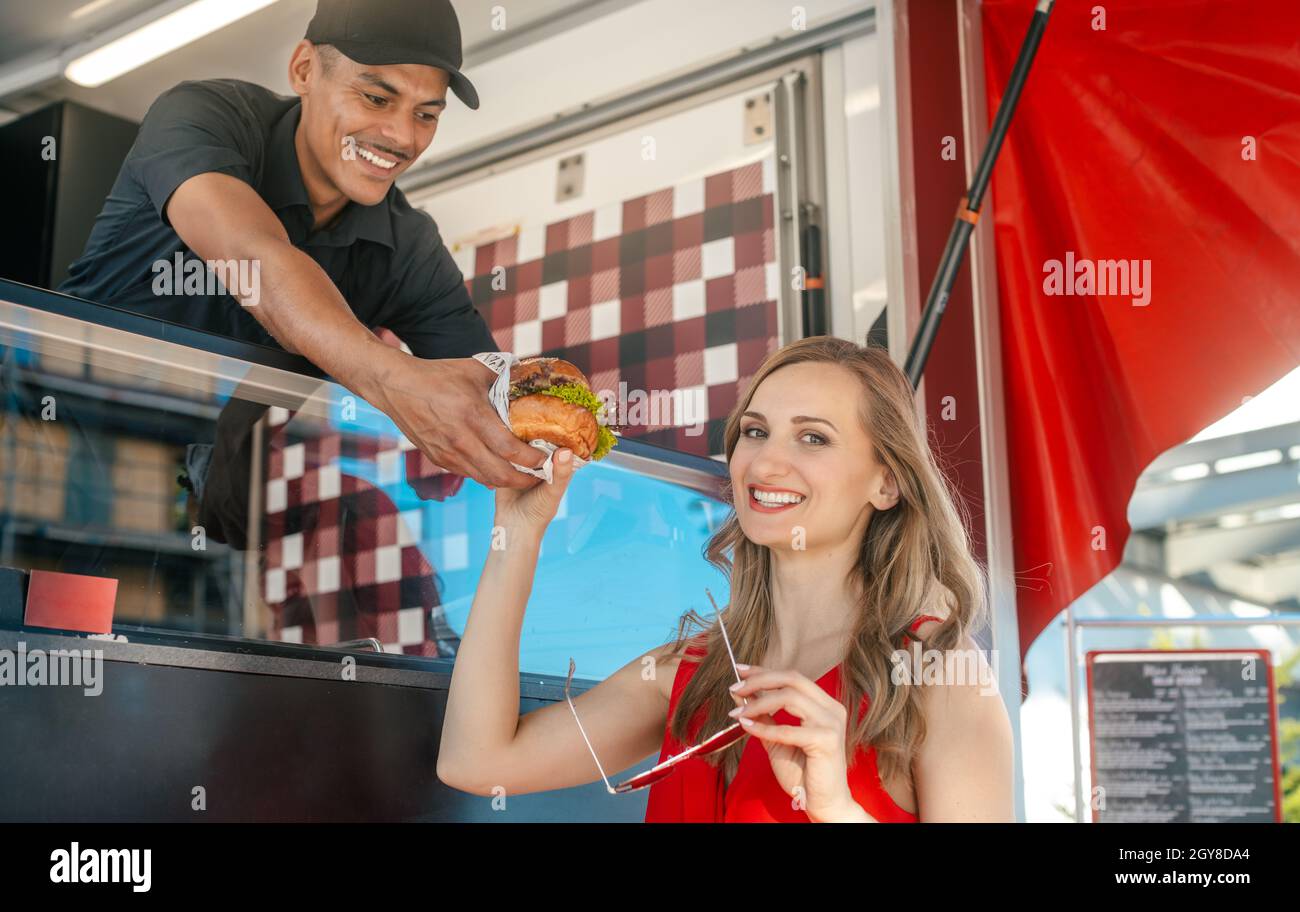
[{"left": 318, "top": 384, "right": 732, "bottom": 680}]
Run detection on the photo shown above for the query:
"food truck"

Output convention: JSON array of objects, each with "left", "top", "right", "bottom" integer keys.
[{"left": 1, "top": 0, "right": 1296, "bottom": 828}]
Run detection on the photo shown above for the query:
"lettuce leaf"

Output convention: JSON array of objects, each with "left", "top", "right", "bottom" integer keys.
[{"left": 591, "top": 426, "right": 617, "bottom": 460}]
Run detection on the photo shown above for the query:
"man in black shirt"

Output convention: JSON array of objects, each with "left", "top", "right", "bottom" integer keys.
[{"left": 60, "top": 0, "right": 544, "bottom": 491}]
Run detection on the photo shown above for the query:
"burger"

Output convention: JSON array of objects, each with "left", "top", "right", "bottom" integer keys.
[{"left": 507, "top": 357, "right": 617, "bottom": 461}]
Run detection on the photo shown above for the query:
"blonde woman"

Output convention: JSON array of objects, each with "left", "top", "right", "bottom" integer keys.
[{"left": 438, "top": 337, "right": 1015, "bottom": 822}]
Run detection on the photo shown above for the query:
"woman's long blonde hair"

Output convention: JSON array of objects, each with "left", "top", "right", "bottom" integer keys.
[{"left": 662, "top": 336, "right": 988, "bottom": 785}]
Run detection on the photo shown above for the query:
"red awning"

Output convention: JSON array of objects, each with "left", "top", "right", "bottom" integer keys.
[{"left": 981, "top": 0, "right": 1300, "bottom": 660}]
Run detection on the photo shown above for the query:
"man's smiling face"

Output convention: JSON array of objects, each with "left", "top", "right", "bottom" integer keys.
[{"left": 290, "top": 40, "right": 448, "bottom": 207}]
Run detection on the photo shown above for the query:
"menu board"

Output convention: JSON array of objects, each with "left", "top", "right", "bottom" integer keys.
[{"left": 1086, "top": 650, "right": 1281, "bottom": 823}]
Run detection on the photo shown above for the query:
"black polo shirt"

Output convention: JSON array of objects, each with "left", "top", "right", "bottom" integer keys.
[{"left": 59, "top": 78, "right": 494, "bottom": 361}]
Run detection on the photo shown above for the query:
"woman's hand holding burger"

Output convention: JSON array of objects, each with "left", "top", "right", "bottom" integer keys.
[{"left": 493, "top": 445, "right": 576, "bottom": 539}]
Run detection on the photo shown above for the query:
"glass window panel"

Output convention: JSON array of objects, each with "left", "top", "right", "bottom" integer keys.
[{"left": 1, "top": 293, "right": 731, "bottom": 680}]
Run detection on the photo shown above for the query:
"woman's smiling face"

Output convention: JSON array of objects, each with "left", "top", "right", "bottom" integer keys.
[{"left": 730, "top": 362, "right": 898, "bottom": 550}]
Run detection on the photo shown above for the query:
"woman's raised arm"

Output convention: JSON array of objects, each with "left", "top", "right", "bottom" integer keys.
[{"left": 436, "top": 450, "right": 675, "bottom": 797}]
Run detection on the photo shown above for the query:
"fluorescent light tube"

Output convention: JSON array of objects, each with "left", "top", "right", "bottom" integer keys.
[{"left": 65, "top": 0, "right": 280, "bottom": 87}]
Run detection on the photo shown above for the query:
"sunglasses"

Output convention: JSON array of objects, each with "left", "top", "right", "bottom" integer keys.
[{"left": 564, "top": 588, "right": 749, "bottom": 794}]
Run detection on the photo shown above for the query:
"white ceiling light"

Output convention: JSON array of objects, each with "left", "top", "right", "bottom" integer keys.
[
  {"left": 1169, "top": 462, "right": 1210, "bottom": 482},
  {"left": 70, "top": 0, "right": 120, "bottom": 20},
  {"left": 64, "top": 0, "right": 280, "bottom": 88},
  {"left": 1213, "top": 450, "right": 1283, "bottom": 475}
]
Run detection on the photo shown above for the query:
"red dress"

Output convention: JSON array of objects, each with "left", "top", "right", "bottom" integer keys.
[{"left": 644, "top": 614, "right": 944, "bottom": 822}]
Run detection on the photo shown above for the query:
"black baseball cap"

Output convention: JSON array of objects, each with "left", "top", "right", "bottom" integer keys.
[{"left": 305, "top": 0, "right": 480, "bottom": 110}]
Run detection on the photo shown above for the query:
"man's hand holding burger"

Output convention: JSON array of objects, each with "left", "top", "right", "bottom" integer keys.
[
  {"left": 361, "top": 350, "right": 615, "bottom": 498},
  {"left": 363, "top": 351, "right": 547, "bottom": 490}
]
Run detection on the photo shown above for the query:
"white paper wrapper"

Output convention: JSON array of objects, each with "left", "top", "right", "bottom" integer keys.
[{"left": 473, "top": 351, "right": 589, "bottom": 484}]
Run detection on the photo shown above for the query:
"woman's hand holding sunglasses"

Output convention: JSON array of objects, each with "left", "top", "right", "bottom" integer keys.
[{"left": 728, "top": 665, "right": 867, "bottom": 822}]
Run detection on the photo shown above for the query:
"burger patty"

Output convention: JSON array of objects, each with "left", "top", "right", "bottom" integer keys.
[
  {"left": 509, "top": 377, "right": 575, "bottom": 398},
  {"left": 508, "top": 371, "right": 577, "bottom": 399}
]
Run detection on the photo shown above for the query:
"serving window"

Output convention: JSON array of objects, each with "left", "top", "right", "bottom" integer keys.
[{"left": 0, "top": 287, "right": 728, "bottom": 680}]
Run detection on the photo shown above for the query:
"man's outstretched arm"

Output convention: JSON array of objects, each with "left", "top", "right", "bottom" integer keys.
[{"left": 165, "top": 170, "right": 544, "bottom": 488}]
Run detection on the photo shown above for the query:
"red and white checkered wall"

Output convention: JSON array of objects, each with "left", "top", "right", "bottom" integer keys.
[
  {"left": 261, "top": 156, "right": 782, "bottom": 653},
  {"left": 466, "top": 157, "right": 781, "bottom": 457}
]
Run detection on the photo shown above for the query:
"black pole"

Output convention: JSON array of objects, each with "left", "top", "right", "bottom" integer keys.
[
  {"left": 801, "top": 224, "right": 827, "bottom": 337},
  {"left": 904, "top": 0, "right": 1055, "bottom": 389}
]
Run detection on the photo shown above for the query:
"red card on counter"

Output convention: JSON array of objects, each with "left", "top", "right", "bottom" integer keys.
[{"left": 24, "top": 570, "right": 118, "bottom": 634}]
